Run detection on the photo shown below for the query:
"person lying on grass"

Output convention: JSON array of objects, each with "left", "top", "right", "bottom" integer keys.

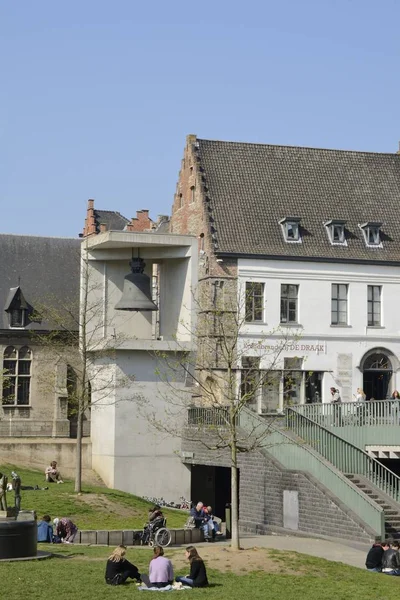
[
  {"left": 148, "top": 546, "right": 174, "bottom": 588},
  {"left": 105, "top": 545, "right": 142, "bottom": 586},
  {"left": 175, "top": 546, "right": 208, "bottom": 588}
]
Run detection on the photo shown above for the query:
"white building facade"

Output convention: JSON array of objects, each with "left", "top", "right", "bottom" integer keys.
[{"left": 239, "top": 258, "right": 400, "bottom": 412}]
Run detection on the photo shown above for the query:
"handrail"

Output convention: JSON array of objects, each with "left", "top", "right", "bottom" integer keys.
[
  {"left": 239, "top": 406, "right": 385, "bottom": 538},
  {"left": 286, "top": 407, "right": 400, "bottom": 503},
  {"left": 290, "top": 399, "right": 400, "bottom": 427}
]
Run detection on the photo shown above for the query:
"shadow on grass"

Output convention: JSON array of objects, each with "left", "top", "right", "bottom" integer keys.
[{"left": 52, "top": 552, "right": 85, "bottom": 559}]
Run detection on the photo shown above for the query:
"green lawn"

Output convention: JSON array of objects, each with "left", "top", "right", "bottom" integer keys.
[
  {"left": 1, "top": 545, "right": 400, "bottom": 600},
  {"left": 0, "top": 464, "right": 187, "bottom": 530}
]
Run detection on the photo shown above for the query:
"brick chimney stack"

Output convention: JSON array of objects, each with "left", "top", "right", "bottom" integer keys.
[{"left": 82, "top": 198, "right": 97, "bottom": 237}]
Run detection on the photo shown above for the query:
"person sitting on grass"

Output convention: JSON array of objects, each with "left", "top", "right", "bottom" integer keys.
[
  {"left": 37, "top": 515, "right": 54, "bottom": 543},
  {"left": 175, "top": 545, "right": 208, "bottom": 588},
  {"left": 105, "top": 545, "right": 142, "bottom": 586},
  {"left": 53, "top": 517, "right": 78, "bottom": 543},
  {"left": 148, "top": 546, "right": 174, "bottom": 588},
  {"left": 45, "top": 461, "right": 64, "bottom": 484},
  {"left": 382, "top": 540, "right": 400, "bottom": 576},
  {"left": 365, "top": 540, "right": 390, "bottom": 572}
]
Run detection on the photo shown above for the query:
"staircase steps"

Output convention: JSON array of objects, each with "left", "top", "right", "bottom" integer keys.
[{"left": 346, "top": 474, "right": 400, "bottom": 539}]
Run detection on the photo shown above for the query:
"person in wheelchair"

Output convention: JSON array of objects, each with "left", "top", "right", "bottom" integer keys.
[{"left": 142, "top": 505, "right": 167, "bottom": 545}]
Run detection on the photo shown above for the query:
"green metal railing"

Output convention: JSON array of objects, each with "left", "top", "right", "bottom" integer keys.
[
  {"left": 286, "top": 407, "right": 400, "bottom": 503},
  {"left": 187, "top": 406, "right": 238, "bottom": 427},
  {"left": 291, "top": 399, "right": 400, "bottom": 427},
  {"left": 239, "top": 406, "right": 385, "bottom": 539},
  {"left": 186, "top": 405, "right": 386, "bottom": 538}
]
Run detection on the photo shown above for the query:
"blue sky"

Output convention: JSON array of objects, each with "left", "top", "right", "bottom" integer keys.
[{"left": 1, "top": 0, "right": 399, "bottom": 237}]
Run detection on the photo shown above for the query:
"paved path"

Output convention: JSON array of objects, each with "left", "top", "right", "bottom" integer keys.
[
  {"left": 240, "top": 535, "right": 368, "bottom": 569},
  {"left": 194, "top": 534, "right": 369, "bottom": 569}
]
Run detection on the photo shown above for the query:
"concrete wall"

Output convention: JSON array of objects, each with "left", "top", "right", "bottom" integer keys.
[
  {"left": 182, "top": 435, "right": 374, "bottom": 543},
  {"left": 91, "top": 351, "right": 191, "bottom": 501},
  {"left": 0, "top": 438, "right": 92, "bottom": 478}
]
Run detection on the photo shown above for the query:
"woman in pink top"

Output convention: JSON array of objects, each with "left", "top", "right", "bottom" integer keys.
[{"left": 149, "top": 546, "right": 174, "bottom": 588}]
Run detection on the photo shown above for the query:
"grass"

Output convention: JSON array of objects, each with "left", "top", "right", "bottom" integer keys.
[
  {"left": 2, "top": 545, "right": 400, "bottom": 600},
  {"left": 0, "top": 464, "right": 187, "bottom": 529}
]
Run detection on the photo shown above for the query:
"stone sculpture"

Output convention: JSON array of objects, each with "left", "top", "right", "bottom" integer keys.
[{"left": 0, "top": 472, "right": 8, "bottom": 511}]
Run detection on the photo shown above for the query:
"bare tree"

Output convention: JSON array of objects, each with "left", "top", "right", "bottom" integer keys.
[
  {"left": 139, "top": 281, "right": 302, "bottom": 550},
  {"left": 31, "top": 241, "right": 131, "bottom": 492}
]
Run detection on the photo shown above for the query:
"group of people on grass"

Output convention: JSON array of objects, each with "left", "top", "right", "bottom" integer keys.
[
  {"left": 37, "top": 514, "right": 78, "bottom": 543},
  {"left": 105, "top": 545, "right": 208, "bottom": 588},
  {"left": 365, "top": 540, "right": 400, "bottom": 575}
]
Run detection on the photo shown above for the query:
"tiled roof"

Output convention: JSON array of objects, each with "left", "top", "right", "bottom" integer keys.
[
  {"left": 0, "top": 234, "right": 81, "bottom": 331},
  {"left": 196, "top": 139, "right": 400, "bottom": 262},
  {"left": 94, "top": 210, "right": 129, "bottom": 232}
]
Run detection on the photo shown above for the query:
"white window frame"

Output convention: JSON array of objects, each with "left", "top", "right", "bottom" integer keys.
[
  {"left": 279, "top": 217, "right": 302, "bottom": 243},
  {"left": 245, "top": 282, "right": 265, "bottom": 323},
  {"left": 360, "top": 222, "right": 383, "bottom": 248},
  {"left": 324, "top": 220, "right": 347, "bottom": 246}
]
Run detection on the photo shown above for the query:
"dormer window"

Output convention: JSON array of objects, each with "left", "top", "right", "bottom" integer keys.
[
  {"left": 4, "top": 286, "right": 30, "bottom": 330},
  {"left": 279, "top": 217, "right": 301, "bottom": 243},
  {"left": 360, "top": 222, "right": 382, "bottom": 247},
  {"left": 10, "top": 309, "right": 26, "bottom": 328},
  {"left": 325, "top": 220, "right": 346, "bottom": 245}
]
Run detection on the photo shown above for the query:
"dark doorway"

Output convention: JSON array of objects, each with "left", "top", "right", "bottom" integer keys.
[
  {"left": 190, "top": 465, "right": 235, "bottom": 520},
  {"left": 363, "top": 371, "right": 392, "bottom": 401},
  {"left": 377, "top": 458, "right": 400, "bottom": 477},
  {"left": 362, "top": 353, "right": 392, "bottom": 400},
  {"left": 305, "top": 371, "right": 323, "bottom": 404}
]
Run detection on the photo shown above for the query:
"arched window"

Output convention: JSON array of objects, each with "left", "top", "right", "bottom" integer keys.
[
  {"left": 2, "top": 345, "right": 32, "bottom": 406},
  {"left": 363, "top": 353, "right": 392, "bottom": 371}
]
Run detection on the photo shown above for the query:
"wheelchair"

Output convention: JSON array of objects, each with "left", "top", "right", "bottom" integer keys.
[{"left": 140, "top": 517, "right": 172, "bottom": 548}]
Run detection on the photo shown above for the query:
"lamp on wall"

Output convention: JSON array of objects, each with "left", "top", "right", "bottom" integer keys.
[{"left": 115, "top": 251, "right": 158, "bottom": 312}]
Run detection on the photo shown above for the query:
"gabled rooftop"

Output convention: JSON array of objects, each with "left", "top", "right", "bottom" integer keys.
[{"left": 193, "top": 138, "right": 400, "bottom": 263}]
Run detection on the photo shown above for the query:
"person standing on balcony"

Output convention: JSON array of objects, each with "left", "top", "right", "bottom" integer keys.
[
  {"left": 330, "top": 387, "right": 342, "bottom": 426},
  {"left": 354, "top": 388, "right": 366, "bottom": 425}
]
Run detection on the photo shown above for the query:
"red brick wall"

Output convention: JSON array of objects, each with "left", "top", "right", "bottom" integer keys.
[{"left": 125, "top": 210, "right": 154, "bottom": 232}]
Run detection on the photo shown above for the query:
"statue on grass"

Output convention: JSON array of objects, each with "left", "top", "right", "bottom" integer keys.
[
  {"left": 11, "top": 471, "right": 21, "bottom": 512},
  {"left": 0, "top": 472, "right": 8, "bottom": 512}
]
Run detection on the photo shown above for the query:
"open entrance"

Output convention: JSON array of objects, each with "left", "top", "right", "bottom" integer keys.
[
  {"left": 362, "top": 352, "right": 392, "bottom": 401},
  {"left": 190, "top": 465, "right": 236, "bottom": 520}
]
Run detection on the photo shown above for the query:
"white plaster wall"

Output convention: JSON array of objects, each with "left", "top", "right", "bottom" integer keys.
[{"left": 238, "top": 258, "right": 400, "bottom": 403}]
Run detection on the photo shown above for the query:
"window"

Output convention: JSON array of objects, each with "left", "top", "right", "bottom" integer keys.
[
  {"left": 179, "top": 194, "right": 183, "bottom": 208},
  {"left": 9, "top": 309, "right": 26, "bottom": 328},
  {"left": 2, "top": 346, "right": 32, "bottom": 406},
  {"left": 241, "top": 357, "right": 260, "bottom": 406},
  {"left": 280, "top": 284, "right": 298, "bottom": 323},
  {"left": 325, "top": 220, "right": 346, "bottom": 245},
  {"left": 245, "top": 282, "right": 264, "bottom": 322},
  {"left": 283, "top": 357, "right": 302, "bottom": 406},
  {"left": 331, "top": 284, "right": 348, "bottom": 325},
  {"left": 190, "top": 186, "right": 195, "bottom": 203},
  {"left": 279, "top": 217, "right": 301, "bottom": 243},
  {"left": 361, "top": 222, "right": 382, "bottom": 247},
  {"left": 368, "top": 285, "right": 381, "bottom": 326}
]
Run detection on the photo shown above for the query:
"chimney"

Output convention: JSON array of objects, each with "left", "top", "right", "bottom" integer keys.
[{"left": 82, "top": 198, "right": 97, "bottom": 237}]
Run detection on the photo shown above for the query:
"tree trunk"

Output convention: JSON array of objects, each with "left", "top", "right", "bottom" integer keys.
[
  {"left": 74, "top": 404, "right": 83, "bottom": 493},
  {"left": 230, "top": 443, "right": 240, "bottom": 550}
]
